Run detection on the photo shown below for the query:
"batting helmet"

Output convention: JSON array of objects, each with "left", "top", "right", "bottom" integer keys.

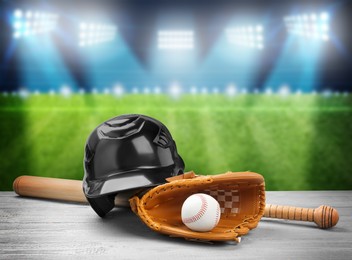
[{"left": 83, "top": 114, "right": 185, "bottom": 217}]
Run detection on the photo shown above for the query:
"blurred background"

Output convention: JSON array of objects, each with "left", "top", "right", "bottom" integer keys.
[{"left": 0, "top": 0, "right": 351, "bottom": 190}]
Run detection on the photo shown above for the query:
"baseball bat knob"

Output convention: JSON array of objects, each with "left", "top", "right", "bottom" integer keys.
[{"left": 314, "top": 205, "right": 339, "bottom": 229}]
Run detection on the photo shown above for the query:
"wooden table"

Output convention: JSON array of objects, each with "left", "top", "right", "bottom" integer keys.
[{"left": 1, "top": 191, "right": 351, "bottom": 259}]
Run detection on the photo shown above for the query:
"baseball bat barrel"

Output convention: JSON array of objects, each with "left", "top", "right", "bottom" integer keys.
[
  {"left": 13, "top": 175, "right": 88, "bottom": 203},
  {"left": 264, "top": 204, "right": 339, "bottom": 229}
]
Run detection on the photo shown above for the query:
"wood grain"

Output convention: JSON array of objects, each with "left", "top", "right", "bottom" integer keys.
[{"left": 13, "top": 175, "right": 87, "bottom": 203}]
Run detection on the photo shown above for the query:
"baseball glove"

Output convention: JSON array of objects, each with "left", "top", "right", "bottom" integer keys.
[{"left": 129, "top": 171, "right": 265, "bottom": 242}]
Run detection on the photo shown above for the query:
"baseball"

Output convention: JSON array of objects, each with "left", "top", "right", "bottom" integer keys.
[{"left": 181, "top": 193, "right": 221, "bottom": 232}]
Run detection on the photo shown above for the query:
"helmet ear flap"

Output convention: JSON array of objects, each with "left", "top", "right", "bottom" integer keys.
[{"left": 87, "top": 195, "right": 115, "bottom": 218}]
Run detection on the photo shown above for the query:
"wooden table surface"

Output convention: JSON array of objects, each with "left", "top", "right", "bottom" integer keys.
[{"left": 0, "top": 191, "right": 351, "bottom": 259}]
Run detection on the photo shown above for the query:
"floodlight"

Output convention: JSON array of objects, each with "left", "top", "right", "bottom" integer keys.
[
  {"left": 169, "top": 83, "right": 182, "bottom": 98},
  {"left": 103, "top": 88, "right": 110, "bottom": 94},
  {"left": 278, "top": 85, "right": 290, "bottom": 97},
  {"left": 190, "top": 86, "right": 198, "bottom": 95},
  {"left": 154, "top": 86, "right": 161, "bottom": 94},
  {"left": 132, "top": 87, "right": 139, "bottom": 94},
  {"left": 201, "top": 87, "right": 208, "bottom": 94},
  {"left": 14, "top": 9, "right": 22, "bottom": 18},
  {"left": 18, "top": 88, "right": 29, "bottom": 99},
  {"left": 79, "top": 22, "right": 117, "bottom": 47},
  {"left": 226, "top": 84, "right": 237, "bottom": 97},
  {"left": 295, "top": 89, "right": 302, "bottom": 95},
  {"left": 113, "top": 84, "right": 124, "bottom": 97},
  {"left": 226, "top": 24, "right": 264, "bottom": 50},
  {"left": 33, "top": 90, "right": 40, "bottom": 95},
  {"left": 91, "top": 88, "right": 98, "bottom": 94},
  {"left": 284, "top": 12, "right": 330, "bottom": 41},
  {"left": 322, "top": 89, "right": 332, "bottom": 97},
  {"left": 12, "top": 9, "right": 59, "bottom": 38},
  {"left": 60, "top": 85, "right": 72, "bottom": 97},
  {"left": 13, "top": 10, "right": 58, "bottom": 38},
  {"left": 158, "top": 30, "right": 194, "bottom": 50},
  {"left": 320, "top": 12, "right": 329, "bottom": 21},
  {"left": 265, "top": 87, "right": 273, "bottom": 95},
  {"left": 212, "top": 88, "right": 219, "bottom": 94},
  {"left": 78, "top": 88, "right": 85, "bottom": 95},
  {"left": 143, "top": 87, "right": 150, "bottom": 94},
  {"left": 26, "top": 11, "right": 33, "bottom": 19},
  {"left": 241, "top": 88, "right": 248, "bottom": 94}
]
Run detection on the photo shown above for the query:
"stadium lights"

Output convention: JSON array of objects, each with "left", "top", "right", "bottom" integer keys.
[
  {"left": 154, "top": 86, "right": 161, "bottom": 94},
  {"left": 78, "top": 88, "right": 85, "bottom": 95},
  {"left": 143, "top": 87, "right": 151, "bottom": 94},
  {"left": 103, "top": 88, "right": 110, "bottom": 94},
  {"left": 190, "top": 86, "right": 198, "bottom": 95},
  {"left": 241, "top": 88, "right": 248, "bottom": 94},
  {"left": 113, "top": 84, "right": 124, "bottom": 97},
  {"left": 12, "top": 9, "right": 59, "bottom": 38},
  {"left": 212, "top": 87, "right": 219, "bottom": 94},
  {"left": 265, "top": 87, "right": 273, "bottom": 95},
  {"left": 226, "top": 84, "right": 237, "bottom": 97},
  {"left": 278, "top": 85, "right": 290, "bottom": 97},
  {"left": 18, "top": 88, "right": 29, "bottom": 99},
  {"left": 322, "top": 89, "right": 332, "bottom": 97},
  {"left": 169, "top": 83, "right": 182, "bottom": 98},
  {"left": 60, "top": 85, "right": 72, "bottom": 97},
  {"left": 201, "top": 87, "right": 208, "bottom": 94},
  {"left": 225, "top": 25, "right": 264, "bottom": 50},
  {"left": 79, "top": 22, "right": 117, "bottom": 47},
  {"left": 132, "top": 87, "right": 139, "bottom": 94},
  {"left": 158, "top": 30, "right": 194, "bottom": 50},
  {"left": 295, "top": 89, "right": 302, "bottom": 95},
  {"left": 284, "top": 12, "right": 330, "bottom": 41}
]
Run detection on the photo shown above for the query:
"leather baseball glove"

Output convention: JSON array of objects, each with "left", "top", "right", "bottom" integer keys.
[{"left": 129, "top": 171, "right": 265, "bottom": 242}]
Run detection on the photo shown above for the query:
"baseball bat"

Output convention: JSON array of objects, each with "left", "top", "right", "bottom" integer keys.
[
  {"left": 263, "top": 204, "right": 339, "bottom": 229},
  {"left": 13, "top": 175, "right": 87, "bottom": 203},
  {"left": 13, "top": 175, "right": 339, "bottom": 228}
]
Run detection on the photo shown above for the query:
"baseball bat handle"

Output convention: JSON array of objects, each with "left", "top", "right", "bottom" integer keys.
[
  {"left": 13, "top": 175, "right": 88, "bottom": 203},
  {"left": 264, "top": 204, "right": 339, "bottom": 229}
]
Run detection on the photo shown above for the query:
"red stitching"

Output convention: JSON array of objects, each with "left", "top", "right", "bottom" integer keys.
[
  {"left": 214, "top": 203, "right": 220, "bottom": 227},
  {"left": 183, "top": 194, "right": 208, "bottom": 224}
]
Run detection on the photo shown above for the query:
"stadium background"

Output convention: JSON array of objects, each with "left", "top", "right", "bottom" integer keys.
[{"left": 0, "top": 0, "right": 351, "bottom": 190}]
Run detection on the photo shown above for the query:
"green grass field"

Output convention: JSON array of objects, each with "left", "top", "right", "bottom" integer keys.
[{"left": 1, "top": 93, "right": 351, "bottom": 191}]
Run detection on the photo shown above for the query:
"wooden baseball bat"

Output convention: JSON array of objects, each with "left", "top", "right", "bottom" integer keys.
[
  {"left": 13, "top": 175, "right": 87, "bottom": 203},
  {"left": 13, "top": 175, "right": 339, "bottom": 229},
  {"left": 263, "top": 204, "right": 339, "bottom": 229}
]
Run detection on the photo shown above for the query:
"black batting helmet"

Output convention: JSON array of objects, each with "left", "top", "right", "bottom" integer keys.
[{"left": 83, "top": 114, "right": 185, "bottom": 217}]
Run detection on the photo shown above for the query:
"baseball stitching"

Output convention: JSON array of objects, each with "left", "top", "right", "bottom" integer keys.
[
  {"left": 183, "top": 194, "right": 208, "bottom": 224},
  {"left": 214, "top": 203, "right": 220, "bottom": 228}
]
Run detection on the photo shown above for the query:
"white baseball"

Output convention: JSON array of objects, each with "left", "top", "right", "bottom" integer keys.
[{"left": 181, "top": 193, "right": 221, "bottom": 232}]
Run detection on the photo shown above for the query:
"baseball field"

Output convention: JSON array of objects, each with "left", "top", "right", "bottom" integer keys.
[{"left": 0, "top": 93, "right": 351, "bottom": 191}]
